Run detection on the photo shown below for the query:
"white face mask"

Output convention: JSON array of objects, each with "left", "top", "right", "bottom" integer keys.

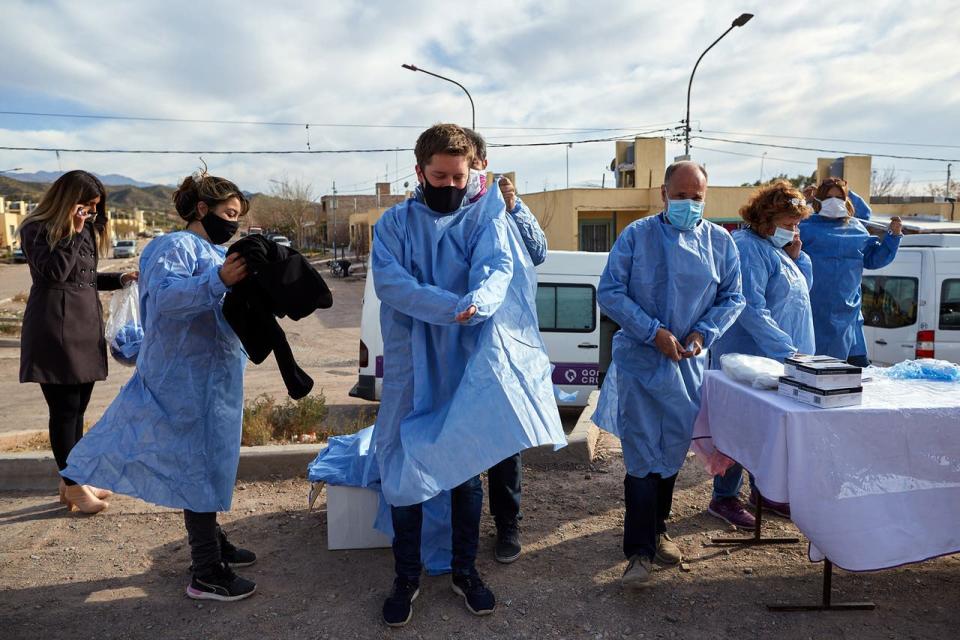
[{"left": 818, "top": 197, "right": 848, "bottom": 218}]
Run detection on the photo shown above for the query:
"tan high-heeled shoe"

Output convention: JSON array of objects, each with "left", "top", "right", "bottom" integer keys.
[
  {"left": 87, "top": 485, "right": 113, "bottom": 500},
  {"left": 64, "top": 484, "right": 109, "bottom": 514}
]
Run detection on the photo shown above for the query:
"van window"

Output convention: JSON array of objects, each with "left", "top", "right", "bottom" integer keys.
[
  {"left": 939, "top": 279, "right": 960, "bottom": 330},
  {"left": 536, "top": 284, "right": 596, "bottom": 333},
  {"left": 862, "top": 276, "right": 918, "bottom": 329}
]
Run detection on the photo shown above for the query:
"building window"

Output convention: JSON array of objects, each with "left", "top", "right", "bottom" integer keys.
[
  {"left": 578, "top": 219, "right": 614, "bottom": 252},
  {"left": 536, "top": 283, "right": 596, "bottom": 333},
  {"left": 862, "top": 275, "right": 918, "bottom": 329}
]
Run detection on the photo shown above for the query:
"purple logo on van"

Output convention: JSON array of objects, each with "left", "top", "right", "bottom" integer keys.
[{"left": 552, "top": 363, "right": 601, "bottom": 387}]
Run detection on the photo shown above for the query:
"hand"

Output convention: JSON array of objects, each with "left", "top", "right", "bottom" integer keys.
[
  {"left": 785, "top": 233, "right": 802, "bottom": 260},
  {"left": 120, "top": 271, "right": 139, "bottom": 286},
  {"left": 73, "top": 205, "right": 91, "bottom": 233},
  {"left": 498, "top": 176, "right": 517, "bottom": 212},
  {"left": 681, "top": 331, "right": 705, "bottom": 358},
  {"left": 889, "top": 216, "right": 903, "bottom": 236},
  {"left": 455, "top": 305, "right": 478, "bottom": 324},
  {"left": 219, "top": 253, "right": 248, "bottom": 287},
  {"left": 654, "top": 328, "right": 685, "bottom": 362}
]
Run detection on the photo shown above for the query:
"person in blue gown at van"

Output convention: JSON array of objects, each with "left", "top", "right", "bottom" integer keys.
[
  {"left": 800, "top": 177, "right": 903, "bottom": 366},
  {"left": 592, "top": 161, "right": 745, "bottom": 590},
  {"left": 706, "top": 181, "right": 816, "bottom": 527}
]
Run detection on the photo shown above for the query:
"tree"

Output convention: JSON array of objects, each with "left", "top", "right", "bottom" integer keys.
[
  {"left": 872, "top": 166, "right": 911, "bottom": 198},
  {"left": 739, "top": 172, "right": 816, "bottom": 189},
  {"left": 262, "top": 177, "right": 319, "bottom": 248}
]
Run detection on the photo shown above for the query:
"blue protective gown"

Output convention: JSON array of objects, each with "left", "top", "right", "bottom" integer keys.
[
  {"left": 849, "top": 190, "right": 872, "bottom": 221},
  {"left": 63, "top": 232, "right": 246, "bottom": 513},
  {"left": 307, "top": 426, "right": 453, "bottom": 575},
  {"left": 592, "top": 214, "right": 744, "bottom": 478},
  {"left": 800, "top": 214, "right": 901, "bottom": 360},
  {"left": 710, "top": 229, "right": 815, "bottom": 364},
  {"left": 371, "top": 187, "right": 565, "bottom": 507}
]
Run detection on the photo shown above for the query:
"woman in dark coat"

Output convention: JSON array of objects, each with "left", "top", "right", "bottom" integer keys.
[{"left": 18, "top": 170, "right": 137, "bottom": 513}]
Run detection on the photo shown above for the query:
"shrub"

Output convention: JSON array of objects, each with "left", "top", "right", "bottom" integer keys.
[{"left": 241, "top": 391, "right": 328, "bottom": 445}]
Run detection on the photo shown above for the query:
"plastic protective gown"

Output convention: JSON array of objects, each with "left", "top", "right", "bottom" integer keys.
[
  {"left": 371, "top": 186, "right": 565, "bottom": 507},
  {"left": 592, "top": 214, "right": 744, "bottom": 478},
  {"left": 63, "top": 232, "right": 245, "bottom": 513},
  {"left": 710, "top": 229, "right": 815, "bottom": 364},
  {"left": 800, "top": 214, "right": 901, "bottom": 360}
]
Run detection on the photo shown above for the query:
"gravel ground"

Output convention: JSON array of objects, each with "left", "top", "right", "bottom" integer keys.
[{"left": 1, "top": 433, "right": 957, "bottom": 640}]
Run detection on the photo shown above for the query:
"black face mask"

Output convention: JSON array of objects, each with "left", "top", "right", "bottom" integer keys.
[
  {"left": 200, "top": 211, "right": 239, "bottom": 245},
  {"left": 421, "top": 178, "right": 467, "bottom": 214}
]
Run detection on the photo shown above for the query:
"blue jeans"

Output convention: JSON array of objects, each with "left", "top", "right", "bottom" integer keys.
[
  {"left": 623, "top": 472, "right": 677, "bottom": 560},
  {"left": 391, "top": 475, "right": 482, "bottom": 583},
  {"left": 712, "top": 463, "right": 757, "bottom": 499},
  {"left": 488, "top": 452, "right": 521, "bottom": 527}
]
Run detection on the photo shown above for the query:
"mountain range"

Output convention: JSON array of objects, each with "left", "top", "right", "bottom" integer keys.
[
  {"left": 0, "top": 170, "right": 156, "bottom": 188},
  {"left": 0, "top": 174, "right": 177, "bottom": 212}
]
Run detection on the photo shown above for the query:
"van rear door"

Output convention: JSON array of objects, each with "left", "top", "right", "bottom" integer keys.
[
  {"left": 934, "top": 250, "right": 960, "bottom": 364},
  {"left": 536, "top": 278, "right": 601, "bottom": 406},
  {"left": 861, "top": 248, "right": 924, "bottom": 365},
  {"left": 349, "top": 264, "right": 383, "bottom": 401}
]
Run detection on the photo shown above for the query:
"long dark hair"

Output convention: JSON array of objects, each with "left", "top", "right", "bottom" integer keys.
[{"left": 19, "top": 170, "right": 109, "bottom": 253}]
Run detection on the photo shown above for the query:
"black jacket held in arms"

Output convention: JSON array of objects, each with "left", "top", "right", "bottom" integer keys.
[{"left": 224, "top": 235, "right": 333, "bottom": 399}]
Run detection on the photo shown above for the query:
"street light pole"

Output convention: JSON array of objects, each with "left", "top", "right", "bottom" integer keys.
[
  {"left": 332, "top": 181, "right": 338, "bottom": 259},
  {"left": 760, "top": 152, "right": 767, "bottom": 183},
  {"left": 683, "top": 13, "right": 754, "bottom": 158},
  {"left": 402, "top": 63, "right": 475, "bottom": 130},
  {"left": 566, "top": 143, "right": 572, "bottom": 188}
]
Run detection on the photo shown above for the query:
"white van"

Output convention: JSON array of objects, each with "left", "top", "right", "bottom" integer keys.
[
  {"left": 861, "top": 233, "right": 960, "bottom": 365},
  {"left": 349, "top": 251, "right": 613, "bottom": 407}
]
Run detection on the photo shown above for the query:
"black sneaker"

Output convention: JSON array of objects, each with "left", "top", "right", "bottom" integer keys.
[
  {"left": 495, "top": 521, "right": 521, "bottom": 564},
  {"left": 451, "top": 573, "right": 496, "bottom": 616},
  {"left": 186, "top": 562, "right": 257, "bottom": 602},
  {"left": 219, "top": 527, "right": 257, "bottom": 567},
  {"left": 382, "top": 577, "right": 420, "bottom": 627}
]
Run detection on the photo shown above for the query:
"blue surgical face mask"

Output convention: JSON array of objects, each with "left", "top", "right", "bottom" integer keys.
[
  {"left": 665, "top": 198, "right": 704, "bottom": 230},
  {"left": 768, "top": 226, "right": 795, "bottom": 248}
]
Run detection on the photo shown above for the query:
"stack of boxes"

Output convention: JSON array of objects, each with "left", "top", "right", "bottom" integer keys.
[{"left": 778, "top": 355, "right": 864, "bottom": 408}]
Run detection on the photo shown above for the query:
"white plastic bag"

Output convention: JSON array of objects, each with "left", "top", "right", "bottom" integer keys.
[
  {"left": 105, "top": 282, "right": 142, "bottom": 367},
  {"left": 720, "top": 353, "right": 784, "bottom": 389}
]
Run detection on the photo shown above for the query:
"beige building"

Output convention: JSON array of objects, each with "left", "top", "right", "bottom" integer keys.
[
  {"left": 521, "top": 137, "right": 957, "bottom": 252},
  {"left": 108, "top": 208, "right": 146, "bottom": 239},
  {"left": 1, "top": 197, "right": 30, "bottom": 250}
]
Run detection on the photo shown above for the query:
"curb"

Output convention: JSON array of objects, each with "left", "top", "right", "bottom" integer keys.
[
  {"left": 0, "top": 338, "right": 21, "bottom": 348},
  {"left": 0, "top": 444, "right": 324, "bottom": 492},
  {"left": 0, "top": 397, "right": 601, "bottom": 492}
]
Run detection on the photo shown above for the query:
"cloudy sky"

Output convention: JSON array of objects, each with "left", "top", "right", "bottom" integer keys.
[{"left": 1, "top": 0, "right": 958, "bottom": 198}]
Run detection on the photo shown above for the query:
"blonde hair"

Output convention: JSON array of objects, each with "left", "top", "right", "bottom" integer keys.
[
  {"left": 173, "top": 167, "right": 249, "bottom": 222},
  {"left": 18, "top": 170, "right": 110, "bottom": 254}
]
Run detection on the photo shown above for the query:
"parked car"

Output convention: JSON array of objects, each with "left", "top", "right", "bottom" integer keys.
[
  {"left": 12, "top": 247, "right": 27, "bottom": 263},
  {"left": 271, "top": 235, "right": 292, "bottom": 248},
  {"left": 349, "top": 250, "right": 611, "bottom": 407},
  {"left": 861, "top": 233, "right": 960, "bottom": 366},
  {"left": 113, "top": 239, "right": 138, "bottom": 259}
]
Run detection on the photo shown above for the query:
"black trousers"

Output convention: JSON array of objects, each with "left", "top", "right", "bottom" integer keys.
[
  {"left": 487, "top": 452, "right": 522, "bottom": 527},
  {"left": 184, "top": 510, "right": 220, "bottom": 574},
  {"left": 40, "top": 382, "right": 95, "bottom": 486},
  {"left": 623, "top": 472, "right": 678, "bottom": 560}
]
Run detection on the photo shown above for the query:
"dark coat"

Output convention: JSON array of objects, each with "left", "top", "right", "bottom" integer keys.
[
  {"left": 19, "top": 217, "right": 124, "bottom": 384},
  {"left": 223, "top": 235, "right": 333, "bottom": 399}
]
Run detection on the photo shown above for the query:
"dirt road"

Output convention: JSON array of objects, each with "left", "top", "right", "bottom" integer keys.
[{"left": 1, "top": 436, "right": 956, "bottom": 640}]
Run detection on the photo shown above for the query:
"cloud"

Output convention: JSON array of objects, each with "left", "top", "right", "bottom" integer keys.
[{"left": 0, "top": 0, "right": 958, "bottom": 195}]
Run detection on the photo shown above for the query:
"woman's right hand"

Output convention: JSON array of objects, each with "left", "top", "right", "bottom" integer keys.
[
  {"left": 73, "top": 206, "right": 91, "bottom": 233},
  {"left": 219, "top": 253, "right": 248, "bottom": 286}
]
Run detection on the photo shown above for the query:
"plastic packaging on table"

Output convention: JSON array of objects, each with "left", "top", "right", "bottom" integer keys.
[
  {"left": 105, "top": 283, "right": 142, "bottom": 367},
  {"left": 719, "top": 353, "right": 785, "bottom": 389},
  {"left": 874, "top": 358, "right": 960, "bottom": 382}
]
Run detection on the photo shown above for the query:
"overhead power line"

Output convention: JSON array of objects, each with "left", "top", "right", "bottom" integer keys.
[
  {"left": 698, "top": 129, "right": 960, "bottom": 150},
  {"left": 691, "top": 135, "right": 960, "bottom": 163},
  {"left": 0, "top": 129, "right": 670, "bottom": 156},
  {"left": 0, "top": 110, "right": 679, "bottom": 133}
]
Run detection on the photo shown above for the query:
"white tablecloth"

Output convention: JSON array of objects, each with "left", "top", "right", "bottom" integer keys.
[{"left": 693, "top": 370, "right": 960, "bottom": 571}]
